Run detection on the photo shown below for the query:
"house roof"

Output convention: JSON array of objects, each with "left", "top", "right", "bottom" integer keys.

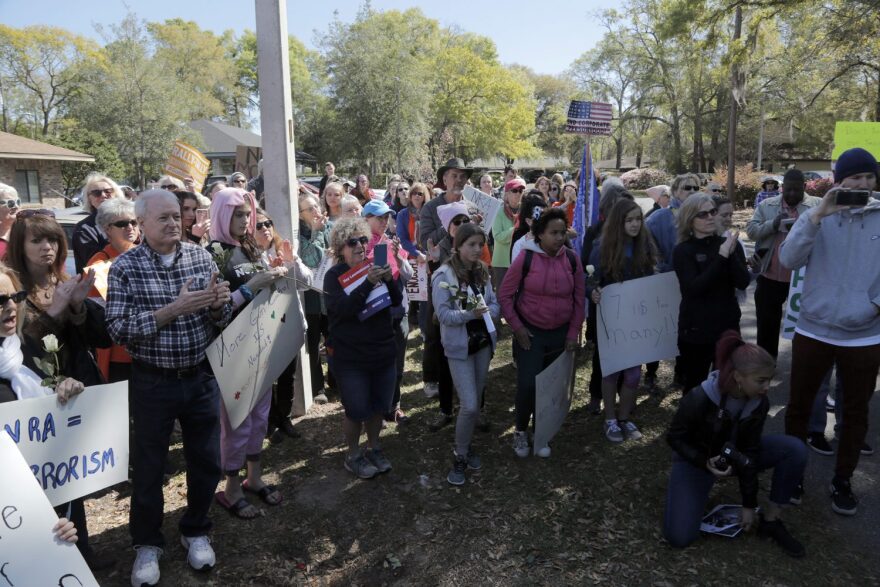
[
  {"left": 0, "top": 131, "right": 94, "bottom": 162},
  {"left": 188, "top": 119, "right": 317, "bottom": 162}
]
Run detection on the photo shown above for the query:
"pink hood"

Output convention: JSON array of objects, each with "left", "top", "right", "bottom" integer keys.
[{"left": 209, "top": 188, "right": 256, "bottom": 245}]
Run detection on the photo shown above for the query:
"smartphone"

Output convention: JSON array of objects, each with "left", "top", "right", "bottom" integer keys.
[
  {"left": 195, "top": 209, "right": 209, "bottom": 223},
  {"left": 374, "top": 243, "right": 387, "bottom": 267},
  {"left": 835, "top": 189, "right": 870, "bottom": 207}
]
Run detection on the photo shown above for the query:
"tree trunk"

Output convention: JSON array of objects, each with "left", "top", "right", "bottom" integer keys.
[
  {"left": 669, "top": 104, "right": 684, "bottom": 173},
  {"left": 726, "top": 6, "right": 743, "bottom": 202},
  {"left": 615, "top": 134, "right": 623, "bottom": 169}
]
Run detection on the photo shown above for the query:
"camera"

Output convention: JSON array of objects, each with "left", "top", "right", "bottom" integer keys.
[
  {"left": 835, "top": 189, "right": 870, "bottom": 207},
  {"left": 715, "top": 442, "right": 751, "bottom": 472}
]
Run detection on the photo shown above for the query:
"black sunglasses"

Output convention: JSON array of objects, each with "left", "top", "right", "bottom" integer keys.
[
  {"left": 695, "top": 208, "right": 718, "bottom": 219},
  {"left": 451, "top": 217, "right": 471, "bottom": 226},
  {"left": 0, "top": 198, "right": 21, "bottom": 209},
  {"left": 90, "top": 188, "right": 115, "bottom": 197},
  {"left": 680, "top": 185, "right": 699, "bottom": 192},
  {"left": 112, "top": 219, "right": 138, "bottom": 228},
  {"left": 710, "top": 188, "right": 724, "bottom": 194},
  {"left": 232, "top": 178, "right": 247, "bottom": 184},
  {"left": 510, "top": 187, "right": 525, "bottom": 193},
  {"left": 255, "top": 220, "right": 273, "bottom": 230},
  {"left": 0, "top": 290, "right": 27, "bottom": 306},
  {"left": 346, "top": 236, "right": 369, "bottom": 248},
  {"left": 160, "top": 184, "right": 178, "bottom": 191},
  {"left": 16, "top": 209, "right": 55, "bottom": 220}
]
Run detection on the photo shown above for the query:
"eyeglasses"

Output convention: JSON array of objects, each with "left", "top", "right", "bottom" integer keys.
[
  {"left": 0, "top": 290, "right": 27, "bottom": 306},
  {"left": 695, "top": 208, "right": 718, "bottom": 220},
  {"left": 397, "top": 187, "right": 410, "bottom": 192},
  {"left": 345, "top": 236, "right": 369, "bottom": 248},
  {"left": 451, "top": 217, "right": 470, "bottom": 226},
  {"left": 232, "top": 178, "right": 247, "bottom": 184},
  {"left": 255, "top": 220, "right": 273, "bottom": 230},
  {"left": 90, "top": 188, "right": 115, "bottom": 197},
  {"left": 510, "top": 187, "right": 525, "bottom": 193},
  {"left": 710, "top": 188, "right": 725, "bottom": 194},
  {"left": 111, "top": 219, "right": 138, "bottom": 228},
  {"left": 160, "top": 184, "right": 179, "bottom": 190},
  {"left": 0, "top": 198, "right": 20, "bottom": 209},
  {"left": 16, "top": 209, "right": 55, "bottom": 220},
  {"left": 680, "top": 185, "right": 699, "bottom": 192},
  {"left": 550, "top": 186, "right": 560, "bottom": 191},
  {"left": 411, "top": 192, "right": 426, "bottom": 198}
]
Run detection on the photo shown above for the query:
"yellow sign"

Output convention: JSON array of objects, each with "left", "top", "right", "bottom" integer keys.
[
  {"left": 832, "top": 122, "right": 880, "bottom": 160},
  {"left": 163, "top": 141, "right": 211, "bottom": 193}
]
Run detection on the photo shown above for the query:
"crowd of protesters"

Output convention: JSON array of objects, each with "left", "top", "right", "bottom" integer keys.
[{"left": 0, "top": 145, "right": 876, "bottom": 584}]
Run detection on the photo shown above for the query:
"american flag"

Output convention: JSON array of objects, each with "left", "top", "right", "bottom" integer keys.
[{"left": 566, "top": 100, "right": 613, "bottom": 135}]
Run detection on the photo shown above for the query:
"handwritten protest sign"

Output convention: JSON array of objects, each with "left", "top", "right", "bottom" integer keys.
[
  {"left": 782, "top": 266, "right": 806, "bottom": 340},
  {"left": 463, "top": 186, "right": 502, "bottom": 235},
  {"left": 339, "top": 261, "right": 391, "bottom": 321},
  {"left": 311, "top": 253, "right": 335, "bottom": 294},
  {"left": 235, "top": 145, "right": 262, "bottom": 179},
  {"left": 597, "top": 272, "right": 681, "bottom": 374},
  {"left": 0, "top": 432, "right": 99, "bottom": 587},
  {"left": 406, "top": 258, "right": 428, "bottom": 302},
  {"left": 0, "top": 382, "right": 129, "bottom": 507},
  {"left": 534, "top": 351, "right": 575, "bottom": 452},
  {"left": 832, "top": 121, "right": 880, "bottom": 160},
  {"left": 163, "top": 141, "right": 211, "bottom": 192},
  {"left": 207, "top": 279, "right": 306, "bottom": 429}
]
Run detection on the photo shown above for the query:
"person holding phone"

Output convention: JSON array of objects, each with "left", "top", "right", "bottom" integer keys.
[
  {"left": 663, "top": 331, "right": 807, "bottom": 557},
  {"left": 779, "top": 147, "right": 880, "bottom": 517}
]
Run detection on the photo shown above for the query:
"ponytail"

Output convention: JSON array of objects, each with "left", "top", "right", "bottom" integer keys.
[{"left": 715, "top": 330, "right": 775, "bottom": 393}]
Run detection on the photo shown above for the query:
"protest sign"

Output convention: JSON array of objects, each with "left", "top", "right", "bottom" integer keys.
[
  {"left": 782, "top": 266, "right": 806, "bottom": 340},
  {"left": 235, "top": 145, "right": 262, "bottom": 179},
  {"left": 0, "top": 382, "right": 129, "bottom": 507},
  {"left": 207, "top": 279, "right": 306, "bottom": 430},
  {"left": 462, "top": 186, "right": 502, "bottom": 235},
  {"left": 832, "top": 122, "right": 880, "bottom": 160},
  {"left": 163, "top": 141, "right": 211, "bottom": 192},
  {"left": 533, "top": 351, "right": 575, "bottom": 451},
  {"left": 597, "top": 272, "right": 681, "bottom": 374},
  {"left": 339, "top": 261, "right": 391, "bottom": 321},
  {"left": 311, "top": 253, "right": 335, "bottom": 294},
  {"left": 0, "top": 432, "right": 99, "bottom": 586},
  {"left": 406, "top": 258, "right": 428, "bottom": 302}
]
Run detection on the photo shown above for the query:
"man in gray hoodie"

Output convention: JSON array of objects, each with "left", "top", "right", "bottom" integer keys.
[{"left": 779, "top": 147, "right": 880, "bottom": 517}]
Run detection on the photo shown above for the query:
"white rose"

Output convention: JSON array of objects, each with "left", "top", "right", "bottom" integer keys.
[
  {"left": 42, "top": 334, "right": 60, "bottom": 353},
  {"left": 586, "top": 265, "right": 595, "bottom": 276}
]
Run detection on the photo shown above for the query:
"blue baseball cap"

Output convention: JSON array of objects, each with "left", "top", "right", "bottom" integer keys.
[{"left": 361, "top": 199, "right": 396, "bottom": 218}]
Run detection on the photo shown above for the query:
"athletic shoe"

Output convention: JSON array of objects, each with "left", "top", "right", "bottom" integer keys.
[
  {"left": 757, "top": 515, "right": 805, "bottom": 558},
  {"left": 131, "top": 546, "right": 162, "bottom": 587},
  {"left": 344, "top": 451, "right": 378, "bottom": 479},
  {"left": 180, "top": 535, "right": 215, "bottom": 572},
  {"left": 825, "top": 395, "right": 836, "bottom": 411},
  {"left": 830, "top": 477, "right": 858, "bottom": 516},
  {"left": 364, "top": 447, "right": 392, "bottom": 474},
  {"left": 313, "top": 392, "right": 328, "bottom": 405},
  {"left": 512, "top": 431, "right": 530, "bottom": 458},
  {"left": 535, "top": 445, "right": 551, "bottom": 458},
  {"left": 862, "top": 442, "right": 874, "bottom": 456},
  {"left": 466, "top": 448, "right": 482, "bottom": 470},
  {"left": 447, "top": 453, "right": 467, "bottom": 486},
  {"left": 807, "top": 433, "right": 834, "bottom": 456},
  {"left": 428, "top": 411, "right": 453, "bottom": 431},
  {"left": 789, "top": 481, "right": 804, "bottom": 506},
  {"left": 604, "top": 420, "right": 624, "bottom": 443},
  {"left": 619, "top": 420, "right": 643, "bottom": 441},
  {"left": 423, "top": 382, "right": 439, "bottom": 398}
]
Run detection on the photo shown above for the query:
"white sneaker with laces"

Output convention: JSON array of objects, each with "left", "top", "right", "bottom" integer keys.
[
  {"left": 131, "top": 545, "right": 162, "bottom": 587},
  {"left": 535, "top": 445, "right": 551, "bottom": 458},
  {"left": 180, "top": 535, "right": 215, "bottom": 571}
]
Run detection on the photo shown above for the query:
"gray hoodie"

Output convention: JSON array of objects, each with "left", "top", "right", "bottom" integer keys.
[
  {"left": 431, "top": 264, "right": 500, "bottom": 361},
  {"left": 779, "top": 199, "right": 880, "bottom": 341}
]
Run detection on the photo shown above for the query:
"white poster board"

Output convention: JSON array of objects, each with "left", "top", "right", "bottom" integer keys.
[
  {"left": 463, "top": 186, "right": 502, "bottom": 235},
  {"left": 0, "top": 382, "right": 129, "bottom": 507},
  {"left": 533, "top": 351, "right": 575, "bottom": 451},
  {"left": 405, "top": 259, "right": 428, "bottom": 302},
  {"left": 782, "top": 266, "right": 806, "bottom": 340},
  {"left": 597, "top": 273, "right": 681, "bottom": 374},
  {"left": 0, "top": 431, "right": 99, "bottom": 586},
  {"left": 207, "top": 279, "right": 306, "bottom": 429},
  {"left": 311, "top": 252, "right": 335, "bottom": 294}
]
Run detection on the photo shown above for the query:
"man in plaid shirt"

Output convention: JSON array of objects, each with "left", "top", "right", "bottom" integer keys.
[{"left": 106, "top": 189, "right": 231, "bottom": 586}]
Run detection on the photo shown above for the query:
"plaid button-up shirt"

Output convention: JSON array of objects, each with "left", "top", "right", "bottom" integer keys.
[{"left": 106, "top": 241, "right": 232, "bottom": 369}]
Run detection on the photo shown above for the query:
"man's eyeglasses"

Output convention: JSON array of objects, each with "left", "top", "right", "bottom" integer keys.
[
  {"left": 680, "top": 185, "right": 699, "bottom": 192},
  {"left": 694, "top": 208, "right": 718, "bottom": 220},
  {"left": 90, "top": 188, "right": 115, "bottom": 197},
  {"left": 16, "top": 209, "right": 55, "bottom": 220},
  {"left": 111, "top": 219, "right": 138, "bottom": 228},
  {"left": 345, "top": 236, "right": 369, "bottom": 248},
  {"left": 451, "top": 217, "right": 470, "bottom": 226},
  {"left": 0, "top": 198, "right": 21, "bottom": 209},
  {"left": 255, "top": 220, "right": 273, "bottom": 230},
  {"left": 0, "top": 290, "right": 27, "bottom": 306}
]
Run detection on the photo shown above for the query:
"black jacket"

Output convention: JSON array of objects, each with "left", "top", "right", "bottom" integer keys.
[
  {"left": 72, "top": 212, "right": 109, "bottom": 274},
  {"left": 666, "top": 378, "right": 768, "bottom": 508},
  {"left": 673, "top": 235, "right": 749, "bottom": 344}
]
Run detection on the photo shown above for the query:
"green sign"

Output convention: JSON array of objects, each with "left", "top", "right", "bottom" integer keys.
[{"left": 832, "top": 121, "right": 880, "bottom": 160}]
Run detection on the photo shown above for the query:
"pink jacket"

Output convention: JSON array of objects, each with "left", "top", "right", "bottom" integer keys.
[{"left": 498, "top": 240, "right": 585, "bottom": 340}]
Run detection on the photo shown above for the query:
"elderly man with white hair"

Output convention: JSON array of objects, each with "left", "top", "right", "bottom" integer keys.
[{"left": 105, "top": 189, "right": 232, "bottom": 586}]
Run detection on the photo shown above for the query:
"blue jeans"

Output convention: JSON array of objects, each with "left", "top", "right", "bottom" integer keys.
[
  {"left": 129, "top": 364, "right": 222, "bottom": 547},
  {"left": 330, "top": 359, "right": 396, "bottom": 422},
  {"left": 663, "top": 434, "right": 807, "bottom": 548}
]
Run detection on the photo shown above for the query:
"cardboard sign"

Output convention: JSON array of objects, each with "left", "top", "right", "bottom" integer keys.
[
  {"left": 0, "top": 382, "right": 129, "bottom": 507},
  {"left": 0, "top": 432, "right": 99, "bottom": 586},
  {"left": 782, "top": 266, "right": 806, "bottom": 340},
  {"left": 462, "top": 186, "right": 502, "bottom": 235},
  {"left": 597, "top": 273, "right": 681, "bottom": 374},
  {"left": 235, "top": 145, "right": 262, "bottom": 179},
  {"left": 533, "top": 351, "right": 575, "bottom": 451},
  {"left": 832, "top": 121, "right": 880, "bottom": 160},
  {"left": 207, "top": 279, "right": 306, "bottom": 430},
  {"left": 405, "top": 258, "right": 428, "bottom": 302},
  {"left": 339, "top": 261, "right": 391, "bottom": 321},
  {"left": 164, "top": 141, "right": 211, "bottom": 193}
]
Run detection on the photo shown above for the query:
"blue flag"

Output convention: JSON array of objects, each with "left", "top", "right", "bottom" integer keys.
[{"left": 573, "top": 142, "right": 601, "bottom": 257}]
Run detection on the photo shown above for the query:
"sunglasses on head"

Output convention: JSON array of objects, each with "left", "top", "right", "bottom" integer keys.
[
  {"left": 0, "top": 290, "right": 27, "bottom": 306},
  {"left": 695, "top": 208, "right": 718, "bottom": 219},
  {"left": 112, "top": 219, "right": 138, "bottom": 228},
  {"left": 255, "top": 220, "right": 273, "bottom": 230},
  {"left": 90, "top": 188, "right": 115, "bottom": 197},
  {"left": 680, "top": 185, "right": 699, "bottom": 192},
  {"left": 346, "top": 236, "right": 369, "bottom": 248},
  {"left": 0, "top": 199, "right": 21, "bottom": 209},
  {"left": 451, "top": 216, "right": 470, "bottom": 227},
  {"left": 16, "top": 209, "right": 55, "bottom": 220}
]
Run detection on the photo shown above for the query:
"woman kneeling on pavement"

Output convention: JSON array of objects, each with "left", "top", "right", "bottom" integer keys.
[
  {"left": 663, "top": 330, "right": 807, "bottom": 557},
  {"left": 324, "top": 217, "right": 403, "bottom": 479}
]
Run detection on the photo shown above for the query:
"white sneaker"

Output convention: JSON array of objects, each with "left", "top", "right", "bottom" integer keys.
[
  {"left": 620, "top": 420, "right": 643, "bottom": 441},
  {"left": 423, "top": 382, "right": 439, "bottom": 398},
  {"left": 512, "top": 431, "right": 530, "bottom": 458},
  {"left": 131, "top": 545, "right": 162, "bottom": 587},
  {"left": 535, "top": 445, "right": 551, "bottom": 458},
  {"left": 180, "top": 535, "right": 215, "bottom": 571}
]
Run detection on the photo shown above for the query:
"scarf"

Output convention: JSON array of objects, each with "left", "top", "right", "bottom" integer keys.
[
  {"left": 0, "top": 336, "right": 54, "bottom": 400},
  {"left": 504, "top": 203, "right": 518, "bottom": 222}
]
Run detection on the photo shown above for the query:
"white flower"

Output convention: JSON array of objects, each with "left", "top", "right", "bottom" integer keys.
[
  {"left": 585, "top": 265, "right": 595, "bottom": 276},
  {"left": 42, "top": 334, "right": 60, "bottom": 353},
  {"left": 211, "top": 242, "right": 225, "bottom": 255}
]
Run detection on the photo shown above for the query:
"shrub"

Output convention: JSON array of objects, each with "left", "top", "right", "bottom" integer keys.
[
  {"left": 806, "top": 177, "right": 833, "bottom": 198},
  {"left": 711, "top": 163, "right": 763, "bottom": 205},
  {"left": 619, "top": 168, "right": 671, "bottom": 190}
]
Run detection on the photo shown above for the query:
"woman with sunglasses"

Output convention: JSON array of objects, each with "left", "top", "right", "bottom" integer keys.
[
  {"left": 0, "top": 182, "right": 21, "bottom": 259},
  {"left": 490, "top": 178, "right": 525, "bottom": 289},
  {"left": 73, "top": 173, "right": 123, "bottom": 273},
  {"left": 673, "top": 193, "right": 750, "bottom": 393},
  {"left": 396, "top": 183, "right": 430, "bottom": 261},
  {"left": 645, "top": 173, "right": 702, "bottom": 274},
  {"left": 548, "top": 174, "right": 564, "bottom": 204},
  {"left": 324, "top": 217, "right": 402, "bottom": 479},
  {"left": 229, "top": 172, "right": 249, "bottom": 190}
]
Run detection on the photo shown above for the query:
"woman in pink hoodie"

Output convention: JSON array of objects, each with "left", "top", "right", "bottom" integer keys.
[{"left": 498, "top": 207, "right": 585, "bottom": 458}]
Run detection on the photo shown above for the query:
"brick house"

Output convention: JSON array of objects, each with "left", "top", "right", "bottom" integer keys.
[{"left": 0, "top": 131, "right": 94, "bottom": 209}]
